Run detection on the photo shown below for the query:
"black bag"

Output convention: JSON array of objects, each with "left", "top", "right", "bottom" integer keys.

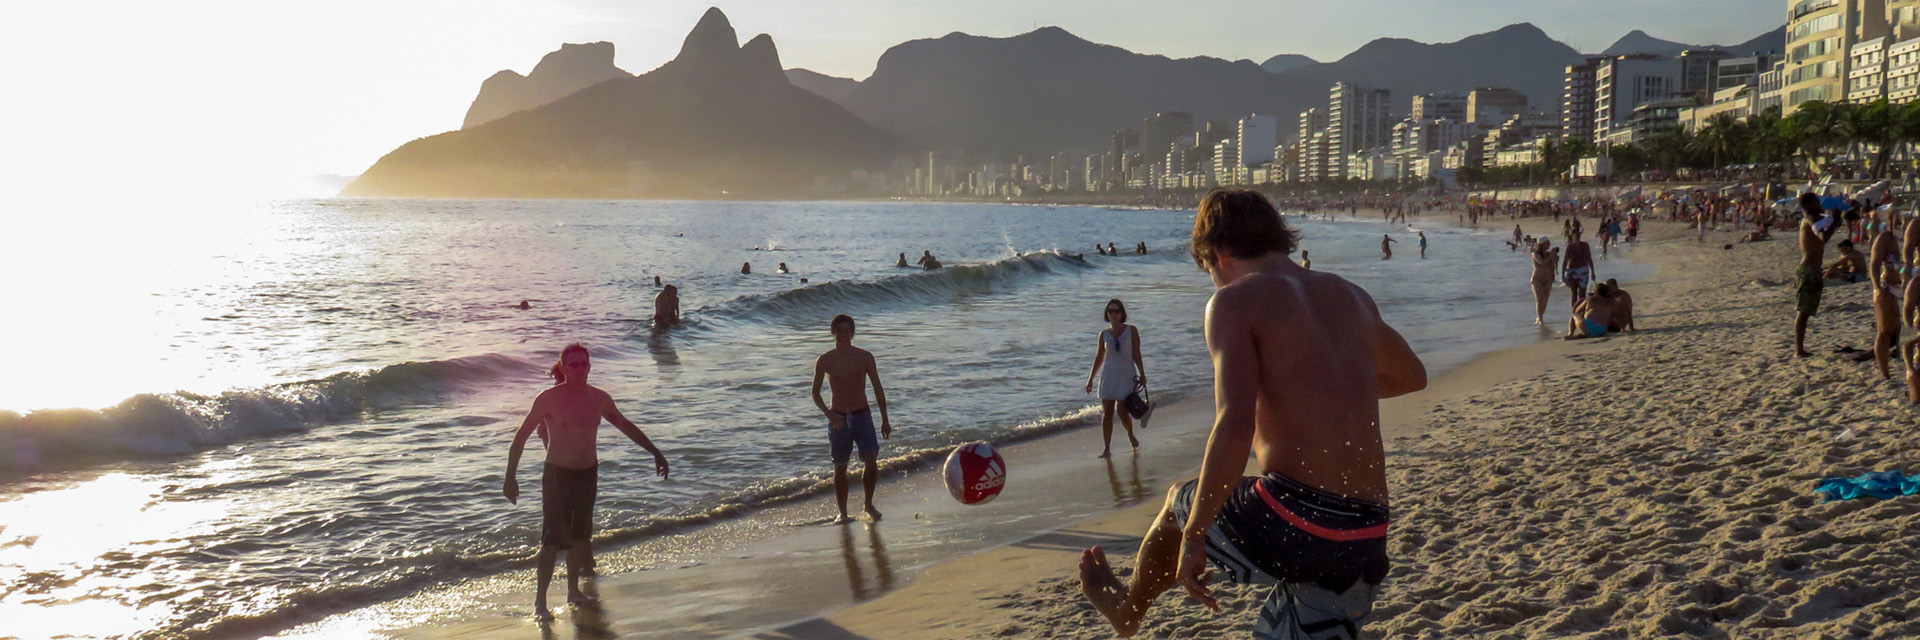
[{"left": 1123, "top": 378, "right": 1151, "bottom": 422}]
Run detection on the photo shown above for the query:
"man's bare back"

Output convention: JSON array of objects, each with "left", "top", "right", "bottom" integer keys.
[{"left": 1208, "top": 268, "right": 1420, "bottom": 504}]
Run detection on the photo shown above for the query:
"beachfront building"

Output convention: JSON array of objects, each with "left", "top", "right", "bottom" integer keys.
[
  {"left": 1328, "top": 82, "right": 1393, "bottom": 179},
  {"left": 1849, "top": 36, "right": 1891, "bottom": 102},
  {"left": 1562, "top": 56, "right": 1610, "bottom": 142},
  {"left": 1604, "top": 97, "right": 1694, "bottom": 146},
  {"left": 1758, "top": 59, "right": 1790, "bottom": 112},
  {"left": 1297, "top": 108, "right": 1327, "bottom": 144},
  {"left": 1594, "top": 54, "right": 1680, "bottom": 145},
  {"left": 1391, "top": 117, "right": 1477, "bottom": 178},
  {"left": 1298, "top": 130, "right": 1335, "bottom": 182},
  {"left": 1412, "top": 93, "right": 1468, "bottom": 122},
  {"left": 1467, "top": 87, "right": 1529, "bottom": 126},
  {"left": 1212, "top": 140, "right": 1239, "bottom": 185},
  {"left": 1480, "top": 114, "right": 1562, "bottom": 165},
  {"left": 1682, "top": 84, "right": 1759, "bottom": 130},
  {"left": 1890, "top": 37, "right": 1920, "bottom": 101},
  {"left": 1679, "top": 49, "right": 1736, "bottom": 97},
  {"left": 1783, "top": 0, "right": 1886, "bottom": 111},
  {"left": 1716, "top": 55, "right": 1776, "bottom": 91}
]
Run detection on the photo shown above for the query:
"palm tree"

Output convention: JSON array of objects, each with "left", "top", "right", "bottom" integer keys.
[
  {"left": 1697, "top": 113, "right": 1747, "bottom": 170},
  {"left": 1783, "top": 100, "right": 1841, "bottom": 175}
]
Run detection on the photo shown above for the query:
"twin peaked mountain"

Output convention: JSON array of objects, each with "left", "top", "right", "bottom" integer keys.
[
  {"left": 345, "top": 8, "right": 904, "bottom": 199},
  {"left": 345, "top": 8, "right": 1784, "bottom": 199}
]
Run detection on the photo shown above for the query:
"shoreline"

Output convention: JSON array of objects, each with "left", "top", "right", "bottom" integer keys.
[{"left": 272, "top": 212, "right": 1654, "bottom": 640}]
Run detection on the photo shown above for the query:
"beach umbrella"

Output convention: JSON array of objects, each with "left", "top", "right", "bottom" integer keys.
[{"left": 1822, "top": 195, "right": 1850, "bottom": 211}]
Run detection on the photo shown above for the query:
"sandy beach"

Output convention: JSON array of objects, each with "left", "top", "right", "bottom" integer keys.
[{"left": 773, "top": 219, "right": 1920, "bottom": 639}]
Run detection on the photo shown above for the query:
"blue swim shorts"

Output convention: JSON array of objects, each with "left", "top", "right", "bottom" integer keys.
[{"left": 829, "top": 408, "right": 879, "bottom": 465}]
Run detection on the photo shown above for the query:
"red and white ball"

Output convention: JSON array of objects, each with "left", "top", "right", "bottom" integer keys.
[{"left": 943, "top": 442, "right": 1007, "bottom": 505}]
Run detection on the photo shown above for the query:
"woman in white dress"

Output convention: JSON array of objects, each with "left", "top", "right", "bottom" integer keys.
[{"left": 1083, "top": 298, "right": 1145, "bottom": 458}]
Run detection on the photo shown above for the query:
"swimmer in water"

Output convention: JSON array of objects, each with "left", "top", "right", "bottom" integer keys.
[{"left": 741, "top": 262, "right": 752, "bottom": 275}]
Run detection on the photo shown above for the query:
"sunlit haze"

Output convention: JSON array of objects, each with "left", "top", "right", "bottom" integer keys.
[{"left": 2, "top": 0, "right": 1776, "bottom": 209}]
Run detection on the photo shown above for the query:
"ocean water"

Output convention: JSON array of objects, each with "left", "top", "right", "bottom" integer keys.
[{"left": 0, "top": 199, "right": 1635, "bottom": 640}]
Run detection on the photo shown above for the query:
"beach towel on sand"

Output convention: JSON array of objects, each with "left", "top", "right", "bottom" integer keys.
[{"left": 1815, "top": 471, "right": 1920, "bottom": 501}]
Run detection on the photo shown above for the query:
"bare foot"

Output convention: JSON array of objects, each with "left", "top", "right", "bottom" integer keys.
[
  {"left": 1078, "top": 546, "right": 1140, "bottom": 637},
  {"left": 864, "top": 504, "right": 883, "bottom": 521},
  {"left": 567, "top": 592, "right": 600, "bottom": 606},
  {"left": 533, "top": 606, "right": 555, "bottom": 621},
  {"left": 1128, "top": 435, "right": 1140, "bottom": 450},
  {"left": 1096, "top": 450, "right": 1111, "bottom": 459},
  {"left": 1794, "top": 349, "right": 1812, "bottom": 359},
  {"left": 831, "top": 515, "right": 853, "bottom": 525}
]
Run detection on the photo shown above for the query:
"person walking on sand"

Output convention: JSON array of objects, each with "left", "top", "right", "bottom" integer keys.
[
  {"left": 1796, "top": 193, "right": 1842, "bottom": 358},
  {"left": 503, "top": 344, "right": 670, "bottom": 620},
  {"left": 653, "top": 284, "right": 680, "bottom": 329},
  {"left": 1079, "top": 189, "right": 1425, "bottom": 639},
  {"left": 1381, "top": 234, "right": 1396, "bottom": 259},
  {"left": 811, "top": 314, "right": 893, "bottom": 524},
  {"left": 1563, "top": 229, "right": 1595, "bottom": 309},
  {"left": 1531, "top": 239, "right": 1559, "bottom": 326},
  {"left": 1084, "top": 299, "right": 1145, "bottom": 458}
]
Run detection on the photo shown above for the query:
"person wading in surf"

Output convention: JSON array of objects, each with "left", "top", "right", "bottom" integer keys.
[
  {"left": 811, "top": 314, "right": 894, "bottom": 524},
  {"left": 503, "top": 343, "right": 670, "bottom": 620},
  {"left": 1079, "top": 189, "right": 1426, "bottom": 640}
]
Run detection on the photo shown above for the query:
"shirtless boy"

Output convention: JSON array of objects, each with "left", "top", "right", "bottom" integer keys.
[
  {"left": 1079, "top": 189, "right": 1426, "bottom": 639},
  {"left": 1796, "top": 193, "right": 1841, "bottom": 358},
  {"left": 811, "top": 314, "right": 893, "bottom": 524},
  {"left": 503, "top": 344, "right": 670, "bottom": 619},
  {"left": 654, "top": 284, "right": 681, "bottom": 328}
]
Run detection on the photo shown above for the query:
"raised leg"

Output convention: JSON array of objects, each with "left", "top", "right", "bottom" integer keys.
[{"left": 1080, "top": 484, "right": 1189, "bottom": 637}]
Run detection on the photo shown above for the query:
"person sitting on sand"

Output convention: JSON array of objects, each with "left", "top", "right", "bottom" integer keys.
[
  {"left": 653, "top": 285, "right": 680, "bottom": 328},
  {"left": 1824, "top": 240, "right": 1868, "bottom": 283},
  {"left": 810, "top": 315, "right": 893, "bottom": 524},
  {"left": 503, "top": 344, "right": 670, "bottom": 620},
  {"left": 1084, "top": 299, "right": 1145, "bottom": 459},
  {"left": 1603, "top": 278, "right": 1634, "bottom": 332},
  {"left": 1565, "top": 283, "right": 1621, "bottom": 339},
  {"left": 741, "top": 262, "right": 752, "bottom": 275},
  {"left": 1739, "top": 228, "right": 1773, "bottom": 243},
  {"left": 1079, "top": 189, "right": 1425, "bottom": 640},
  {"left": 895, "top": 253, "right": 909, "bottom": 268}
]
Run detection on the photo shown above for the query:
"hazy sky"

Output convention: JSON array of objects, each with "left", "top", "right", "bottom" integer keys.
[{"left": 0, "top": 0, "right": 1780, "bottom": 201}]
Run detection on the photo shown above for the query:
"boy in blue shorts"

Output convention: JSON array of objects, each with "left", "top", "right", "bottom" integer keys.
[{"left": 811, "top": 314, "right": 893, "bottom": 523}]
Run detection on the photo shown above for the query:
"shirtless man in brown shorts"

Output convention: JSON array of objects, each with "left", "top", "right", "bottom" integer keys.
[
  {"left": 1080, "top": 189, "right": 1427, "bottom": 639},
  {"left": 503, "top": 343, "right": 670, "bottom": 619}
]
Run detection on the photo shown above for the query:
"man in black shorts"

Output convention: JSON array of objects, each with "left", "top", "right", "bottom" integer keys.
[
  {"left": 503, "top": 343, "right": 670, "bottom": 619},
  {"left": 1080, "top": 189, "right": 1426, "bottom": 639}
]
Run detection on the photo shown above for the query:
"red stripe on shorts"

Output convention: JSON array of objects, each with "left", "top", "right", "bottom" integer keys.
[{"left": 1253, "top": 480, "right": 1390, "bottom": 542}]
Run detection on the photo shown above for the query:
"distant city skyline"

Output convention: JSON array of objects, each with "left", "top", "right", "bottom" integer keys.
[{"left": 1, "top": 0, "right": 1781, "bottom": 203}]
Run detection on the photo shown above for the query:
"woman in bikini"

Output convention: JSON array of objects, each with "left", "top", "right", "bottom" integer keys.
[{"left": 1530, "top": 239, "right": 1559, "bottom": 326}]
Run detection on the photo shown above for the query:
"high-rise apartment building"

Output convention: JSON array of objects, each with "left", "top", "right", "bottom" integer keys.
[
  {"left": 1139, "top": 112, "right": 1194, "bottom": 165},
  {"left": 1411, "top": 93, "right": 1468, "bottom": 122},
  {"left": 1466, "top": 88, "right": 1529, "bottom": 125},
  {"left": 1237, "top": 114, "right": 1279, "bottom": 169},
  {"left": 1679, "top": 49, "right": 1736, "bottom": 96},
  {"left": 1327, "top": 82, "right": 1392, "bottom": 179},
  {"left": 1562, "top": 56, "right": 1610, "bottom": 142},
  {"left": 1594, "top": 55, "right": 1680, "bottom": 144},
  {"left": 1784, "top": 0, "right": 1885, "bottom": 109},
  {"left": 1297, "top": 108, "right": 1327, "bottom": 143}
]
